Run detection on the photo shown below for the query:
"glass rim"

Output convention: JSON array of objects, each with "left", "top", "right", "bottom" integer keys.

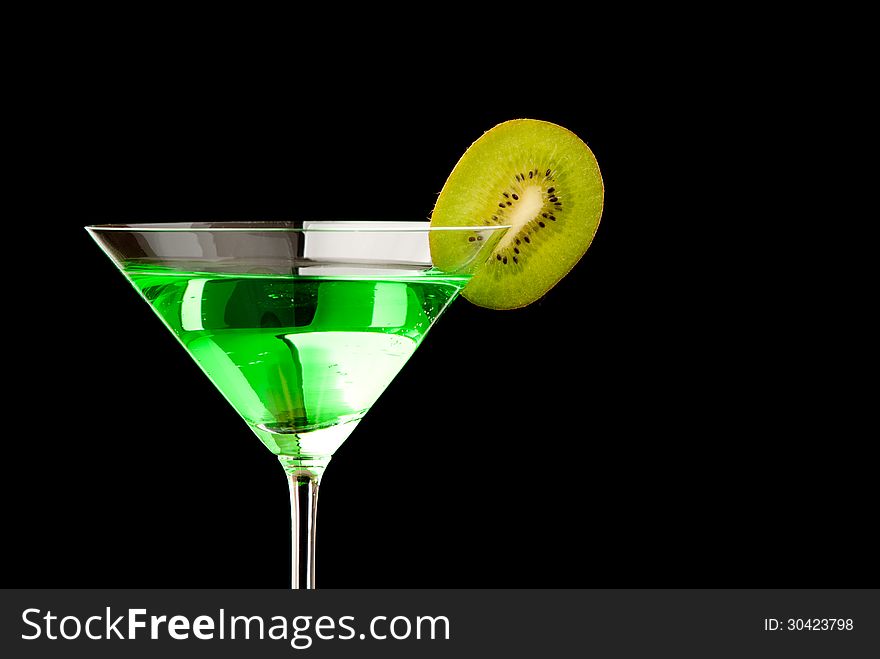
[{"left": 85, "top": 221, "right": 511, "bottom": 233}]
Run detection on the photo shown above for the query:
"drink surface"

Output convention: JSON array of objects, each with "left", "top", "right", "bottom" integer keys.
[{"left": 126, "top": 264, "right": 468, "bottom": 457}]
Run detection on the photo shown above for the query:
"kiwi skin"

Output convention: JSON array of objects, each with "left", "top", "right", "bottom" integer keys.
[{"left": 429, "top": 119, "right": 604, "bottom": 309}]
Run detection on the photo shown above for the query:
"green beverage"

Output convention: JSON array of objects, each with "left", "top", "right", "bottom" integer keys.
[
  {"left": 87, "top": 120, "right": 601, "bottom": 589},
  {"left": 126, "top": 264, "right": 468, "bottom": 459}
]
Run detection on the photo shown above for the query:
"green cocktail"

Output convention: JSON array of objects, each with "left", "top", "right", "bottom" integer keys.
[
  {"left": 127, "top": 265, "right": 468, "bottom": 463},
  {"left": 86, "top": 120, "right": 604, "bottom": 589},
  {"left": 87, "top": 221, "right": 506, "bottom": 588}
]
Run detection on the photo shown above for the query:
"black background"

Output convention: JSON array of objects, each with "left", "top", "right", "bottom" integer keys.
[{"left": 7, "top": 47, "right": 872, "bottom": 588}]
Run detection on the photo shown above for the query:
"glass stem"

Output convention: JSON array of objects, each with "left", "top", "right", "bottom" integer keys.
[{"left": 280, "top": 456, "right": 328, "bottom": 589}]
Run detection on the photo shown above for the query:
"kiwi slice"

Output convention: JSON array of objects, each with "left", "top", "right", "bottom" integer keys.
[{"left": 430, "top": 119, "right": 604, "bottom": 309}]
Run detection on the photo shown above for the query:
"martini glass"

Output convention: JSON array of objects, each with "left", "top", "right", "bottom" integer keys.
[{"left": 86, "top": 221, "right": 507, "bottom": 588}]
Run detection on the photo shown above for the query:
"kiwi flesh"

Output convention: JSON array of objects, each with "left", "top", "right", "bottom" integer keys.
[{"left": 430, "top": 119, "right": 604, "bottom": 309}]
